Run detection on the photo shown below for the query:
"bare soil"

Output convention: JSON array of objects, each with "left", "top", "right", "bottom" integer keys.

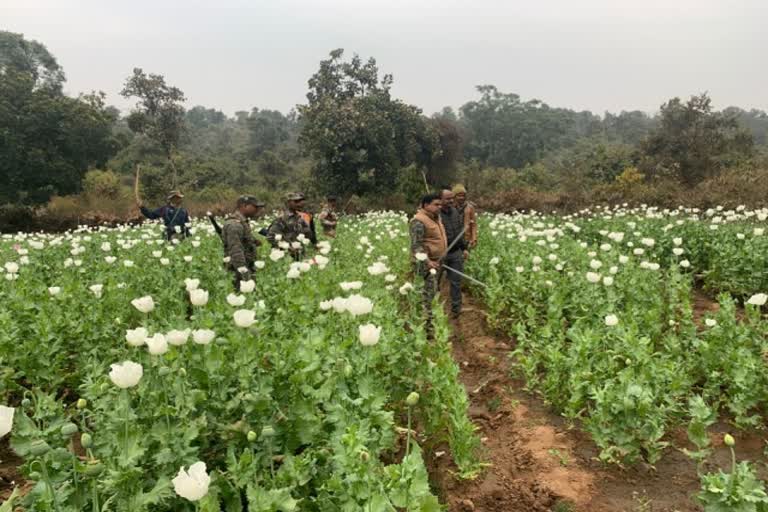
[{"left": 429, "top": 292, "right": 768, "bottom": 512}]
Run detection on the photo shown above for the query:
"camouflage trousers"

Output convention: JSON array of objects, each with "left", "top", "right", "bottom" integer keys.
[{"left": 421, "top": 271, "right": 439, "bottom": 340}]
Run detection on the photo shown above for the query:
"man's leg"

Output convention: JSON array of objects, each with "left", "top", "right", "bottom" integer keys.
[
  {"left": 422, "top": 272, "right": 437, "bottom": 340},
  {"left": 446, "top": 252, "right": 463, "bottom": 316}
]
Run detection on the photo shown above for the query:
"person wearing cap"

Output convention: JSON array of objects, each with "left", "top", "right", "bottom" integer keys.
[
  {"left": 266, "top": 192, "right": 312, "bottom": 259},
  {"left": 222, "top": 195, "right": 264, "bottom": 289},
  {"left": 137, "top": 190, "right": 190, "bottom": 241},
  {"left": 295, "top": 194, "right": 319, "bottom": 246},
  {"left": 317, "top": 196, "right": 339, "bottom": 238},
  {"left": 453, "top": 184, "right": 478, "bottom": 249}
]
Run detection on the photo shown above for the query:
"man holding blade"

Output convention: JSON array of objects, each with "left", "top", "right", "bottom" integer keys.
[{"left": 439, "top": 187, "right": 468, "bottom": 318}]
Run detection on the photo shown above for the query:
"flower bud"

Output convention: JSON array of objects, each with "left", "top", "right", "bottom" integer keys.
[
  {"left": 76, "top": 398, "right": 87, "bottom": 410},
  {"left": 21, "top": 398, "right": 31, "bottom": 407},
  {"left": 61, "top": 422, "right": 79, "bottom": 436},
  {"left": 359, "top": 449, "right": 370, "bottom": 462},
  {"left": 247, "top": 430, "right": 257, "bottom": 442},
  {"left": 30, "top": 439, "right": 51, "bottom": 456},
  {"left": 406, "top": 392, "right": 420, "bottom": 406},
  {"left": 158, "top": 367, "right": 171, "bottom": 376},
  {"left": 179, "top": 368, "right": 187, "bottom": 377},
  {"left": 80, "top": 432, "right": 93, "bottom": 448},
  {"left": 261, "top": 426, "right": 275, "bottom": 438},
  {"left": 724, "top": 433, "right": 735, "bottom": 447}
]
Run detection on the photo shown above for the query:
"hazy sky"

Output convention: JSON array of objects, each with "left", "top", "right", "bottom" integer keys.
[{"left": 3, "top": 0, "right": 767, "bottom": 117}]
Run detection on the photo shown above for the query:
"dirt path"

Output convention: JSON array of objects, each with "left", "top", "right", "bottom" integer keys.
[{"left": 428, "top": 293, "right": 727, "bottom": 512}]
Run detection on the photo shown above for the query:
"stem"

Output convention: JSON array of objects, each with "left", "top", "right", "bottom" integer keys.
[
  {"left": 91, "top": 478, "right": 100, "bottom": 512},
  {"left": 40, "top": 460, "right": 62, "bottom": 512},
  {"left": 123, "top": 389, "right": 130, "bottom": 457}
]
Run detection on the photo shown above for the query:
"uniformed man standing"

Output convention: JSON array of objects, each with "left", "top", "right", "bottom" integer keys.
[
  {"left": 409, "top": 192, "right": 447, "bottom": 339},
  {"left": 439, "top": 187, "right": 468, "bottom": 318},
  {"left": 267, "top": 192, "right": 313, "bottom": 258},
  {"left": 138, "top": 190, "right": 190, "bottom": 241},
  {"left": 317, "top": 196, "right": 339, "bottom": 238},
  {"left": 222, "top": 195, "right": 264, "bottom": 289},
  {"left": 453, "top": 184, "right": 478, "bottom": 249}
]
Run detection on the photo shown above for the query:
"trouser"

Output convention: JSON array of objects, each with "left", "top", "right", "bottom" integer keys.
[
  {"left": 442, "top": 250, "right": 464, "bottom": 315},
  {"left": 421, "top": 270, "right": 439, "bottom": 339}
]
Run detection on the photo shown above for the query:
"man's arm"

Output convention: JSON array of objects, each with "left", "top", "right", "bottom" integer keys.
[
  {"left": 318, "top": 210, "right": 337, "bottom": 229},
  {"left": 223, "top": 224, "right": 250, "bottom": 279},
  {"left": 140, "top": 206, "right": 163, "bottom": 220},
  {"left": 266, "top": 219, "right": 282, "bottom": 248}
]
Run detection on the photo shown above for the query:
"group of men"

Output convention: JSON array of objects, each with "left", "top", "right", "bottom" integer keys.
[
  {"left": 137, "top": 192, "right": 339, "bottom": 288},
  {"left": 138, "top": 184, "right": 478, "bottom": 336},
  {"left": 409, "top": 185, "right": 478, "bottom": 336}
]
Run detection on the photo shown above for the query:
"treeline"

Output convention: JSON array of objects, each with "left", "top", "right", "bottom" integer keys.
[{"left": 2, "top": 30, "right": 768, "bottom": 223}]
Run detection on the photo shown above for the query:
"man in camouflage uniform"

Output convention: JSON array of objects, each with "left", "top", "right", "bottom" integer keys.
[
  {"left": 317, "top": 196, "right": 339, "bottom": 238},
  {"left": 222, "top": 195, "right": 265, "bottom": 289},
  {"left": 267, "top": 192, "right": 313, "bottom": 259},
  {"left": 410, "top": 192, "right": 447, "bottom": 340}
]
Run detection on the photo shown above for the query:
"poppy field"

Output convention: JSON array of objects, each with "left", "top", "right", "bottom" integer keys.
[{"left": 0, "top": 212, "right": 480, "bottom": 511}]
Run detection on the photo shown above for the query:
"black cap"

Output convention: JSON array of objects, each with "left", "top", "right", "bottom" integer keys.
[{"left": 237, "top": 195, "right": 265, "bottom": 207}]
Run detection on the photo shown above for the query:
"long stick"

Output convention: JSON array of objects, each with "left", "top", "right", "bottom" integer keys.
[
  {"left": 441, "top": 263, "right": 488, "bottom": 288},
  {"left": 133, "top": 164, "right": 141, "bottom": 205}
]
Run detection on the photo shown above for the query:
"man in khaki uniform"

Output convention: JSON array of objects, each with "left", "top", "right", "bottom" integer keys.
[
  {"left": 453, "top": 184, "right": 478, "bottom": 249},
  {"left": 222, "top": 195, "right": 265, "bottom": 289},
  {"left": 317, "top": 196, "right": 339, "bottom": 238},
  {"left": 409, "top": 192, "right": 447, "bottom": 339}
]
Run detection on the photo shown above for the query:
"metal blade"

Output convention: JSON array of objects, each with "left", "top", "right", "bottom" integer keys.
[{"left": 441, "top": 263, "right": 488, "bottom": 288}]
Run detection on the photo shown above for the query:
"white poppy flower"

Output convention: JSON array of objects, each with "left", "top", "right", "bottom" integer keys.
[
  {"left": 240, "top": 280, "right": 256, "bottom": 293},
  {"left": 125, "top": 327, "right": 148, "bottom": 347},
  {"left": 358, "top": 324, "right": 381, "bottom": 346},
  {"left": 184, "top": 278, "right": 200, "bottom": 291},
  {"left": 346, "top": 294, "right": 373, "bottom": 316},
  {"left": 747, "top": 293, "right": 767, "bottom": 306},
  {"left": 414, "top": 252, "right": 428, "bottom": 262},
  {"left": 166, "top": 329, "right": 190, "bottom": 346},
  {"left": 48, "top": 286, "right": 61, "bottom": 296},
  {"left": 172, "top": 462, "right": 210, "bottom": 501},
  {"left": 0, "top": 405, "right": 14, "bottom": 438},
  {"left": 586, "top": 272, "right": 601, "bottom": 283},
  {"left": 705, "top": 318, "right": 717, "bottom": 327},
  {"left": 131, "top": 295, "right": 155, "bottom": 313},
  {"left": 227, "top": 294, "right": 246, "bottom": 307},
  {"left": 340, "top": 281, "right": 363, "bottom": 291},
  {"left": 90, "top": 284, "right": 104, "bottom": 298},
  {"left": 145, "top": 333, "right": 168, "bottom": 355},
  {"left": 286, "top": 268, "right": 301, "bottom": 279},
  {"left": 109, "top": 361, "right": 143, "bottom": 388},
  {"left": 604, "top": 314, "right": 619, "bottom": 326},
  {"left": 189, "top": 289, "right": 209, "bottom": 306},
  {"left": 192, "top": 329, "right": 215, "bottom": 345},
  {"left": 319, "top": 300, "right": 333, "bottom": 311},
  {"left": 233, "top": 309, "right": 257, "bottom": 328}
]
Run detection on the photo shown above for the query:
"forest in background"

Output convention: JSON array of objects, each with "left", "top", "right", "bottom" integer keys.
[{"left": 2, "top": 30, "right": 768, "bottom": 230}]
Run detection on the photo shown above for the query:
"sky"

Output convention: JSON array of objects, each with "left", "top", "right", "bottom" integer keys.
[{"left": 3, "top": 0, "right": 767, "bottom": 117}]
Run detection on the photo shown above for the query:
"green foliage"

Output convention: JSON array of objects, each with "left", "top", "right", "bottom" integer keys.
[
  {"left": 0, "top": 38, "right": 120, "bottom": 204},
  {"left": 298, "top": 49, "right": 439, "bottom": 196},
  {"left": 82, "top": 170, "right": 122, "bottom": 199},
  {"left": 640, "top": 93, "right": 755, "bottom": 185},
  {"left": 120, "top": 68, "right": 187, "bottom": 183}
]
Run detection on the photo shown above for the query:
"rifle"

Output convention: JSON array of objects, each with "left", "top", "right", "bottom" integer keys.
[{"left": 208, "top": 212, "right": 222, "bottom": 238}]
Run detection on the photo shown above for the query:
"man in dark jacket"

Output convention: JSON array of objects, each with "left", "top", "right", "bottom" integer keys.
[
  {"left": 439, "top": 187, "right": 468, "bottom": 318},
  {"left": 138, "top": 190, "right": 190, "bottom": 241}
]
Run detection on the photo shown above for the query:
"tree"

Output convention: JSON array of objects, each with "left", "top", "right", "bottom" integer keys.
[
  {"left": 460, "top": 85, "right": 574, "bottom": 168},
  {"left": 120, "top": 68, "right": 186, "bottom": 185},
  {"left": 640, "top": 93, "right": 755, "bottom": 185},
  {"left": 0, "top": 33, "right": 119, "bottom": 204},
  {"left": 0, "top": 30, "right": 65, "bottom": 91},
  {"left": 298, "top": 49, "right": 438, "bottom": 196},
  {"left": 247, "top": 108, "right": 291, "bottom": 158}
]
